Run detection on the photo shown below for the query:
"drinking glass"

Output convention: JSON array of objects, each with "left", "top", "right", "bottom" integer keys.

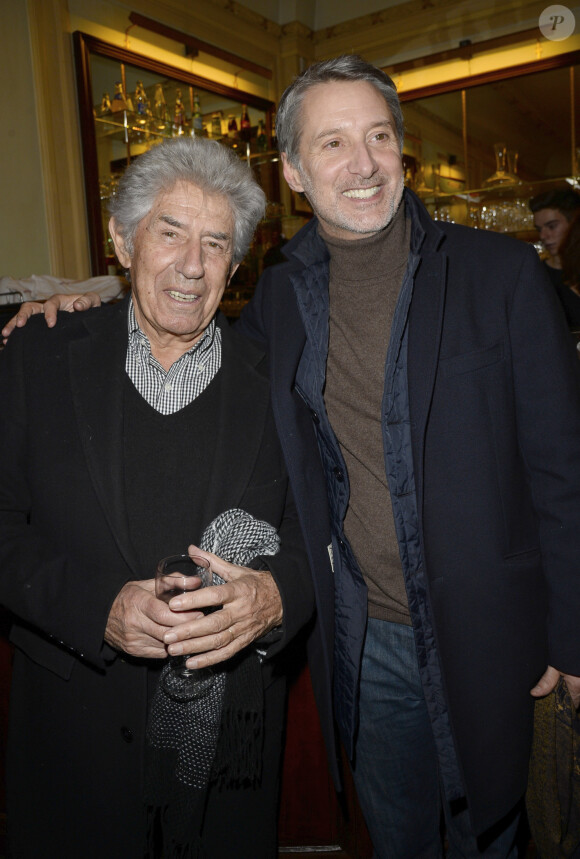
[{"left": 155, "top": 553, "right": 214, "bottom": 697}]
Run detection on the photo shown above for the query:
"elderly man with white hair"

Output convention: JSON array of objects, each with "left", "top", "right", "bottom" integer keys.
[{"left": 0, "top": 136, "right": 313, "bottom": 859}]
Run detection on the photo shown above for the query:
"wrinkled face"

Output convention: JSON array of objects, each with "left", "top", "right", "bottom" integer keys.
[
  {"left": 110, "top": 181, "right": 237, "bottom": 358},
  {"left": 533, "top": 208, "right": 570, "bottom": 259},
  {"left": 282, "top": 80, "right": 404, "bottom": 241}
]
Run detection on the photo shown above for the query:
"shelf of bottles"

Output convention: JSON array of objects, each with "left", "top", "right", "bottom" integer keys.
[
  {"left": 75, "top": 34, "right": 283, "bottom": 305},
  {"left": 95, "top": 81, "right": 273, "bottom": 168},
  {"left": 408, "top": 143, "right": 580, "bottom": 244},
  {"left": 96, "top": 78, "right": 278, "bottom": 282}
]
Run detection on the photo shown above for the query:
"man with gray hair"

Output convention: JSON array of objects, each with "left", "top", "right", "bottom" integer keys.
[
  {"left": 7, "top": 56, "right": 580, "bottom": 858},
  {"left": 238, "top": 55, "right": 580, "bottom": 857},
  {"left": 0, "top": 136, "right": 313, "bottom": 858}
]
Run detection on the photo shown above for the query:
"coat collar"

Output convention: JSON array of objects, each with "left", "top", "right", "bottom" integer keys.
[
  {"left": 404, "top": 187, "right": 446, "bottom": 255},
  {"left": 282, "top": 187, "right": 445, "bottom": 267},
  {"left": 281, "top": 189, "right": 449, "bottom": 500},
  {"left": 283, "top": 217, "right": 329, "bottom": 268}
]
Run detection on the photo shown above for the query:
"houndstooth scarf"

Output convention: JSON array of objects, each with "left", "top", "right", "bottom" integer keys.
[{"left": 144, "top": 509, "right": 280, "bottom": 857}]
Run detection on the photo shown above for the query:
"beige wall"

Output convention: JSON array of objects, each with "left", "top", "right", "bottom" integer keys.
[
  {"left": 1, "top": 0, "right": 577, "bottom": 279},
  {"left": 1, "top": 0, "right": 51, "bottom": 279}
]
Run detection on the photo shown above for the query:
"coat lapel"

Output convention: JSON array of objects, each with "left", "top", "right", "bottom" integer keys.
[
  {"left": 68, "top": 299, "right": 140, "bottom": 574},
  {"left": 408, "top": 250, "right": 447, "bottom": 506}
]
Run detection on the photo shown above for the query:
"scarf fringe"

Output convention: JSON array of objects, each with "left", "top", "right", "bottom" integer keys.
[
  {"left": 212, "top": 707, "right": 264, "bottom": 788},
  {"left": 147, "top": 805, "right": 208, "bottom": 859},
  {"left": 144, "top": 509, "right": 278, "bottom": 856}
]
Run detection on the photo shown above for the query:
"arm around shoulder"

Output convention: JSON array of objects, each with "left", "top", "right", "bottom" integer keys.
[{"left": 2, "top": 292, "right": 102, "bottom": 344}]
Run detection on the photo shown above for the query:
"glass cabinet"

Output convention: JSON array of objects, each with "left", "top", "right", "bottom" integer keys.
[
  {"left": 74, "top": 32, "right": 282, "bottom": 315},
  {"left": 397, "top": 52, "right": 579, "bottom": 245},
  {"left": 415, "top": 177, "right": 577, "bottom": 248}
]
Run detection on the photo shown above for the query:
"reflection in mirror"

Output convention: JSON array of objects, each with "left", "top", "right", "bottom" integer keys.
[
  {"left": 403, "top": 91, "right": 465, "bottom": 193},
  {"left": 465, "top": 66, "right": 576, "bottom": 186},
  {"left": 401, "top": 64, "right": 578, "bottom": 194}
]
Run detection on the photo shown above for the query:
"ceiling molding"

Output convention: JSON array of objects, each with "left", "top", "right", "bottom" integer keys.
[
  {"left": 281, "top": 20, "right": 313, "bottom": 39},
  {"left": 310, "top": 0, "right": 548, "bottom": 62},
  {"left": 128, "top": 11, "right": 273, "bottom": 77},
  {"left": 384, "top": 27, "right": 541, "bottom": 74},
  {"left": 204, "top": 0, "right": 282, "bottom": 35}
]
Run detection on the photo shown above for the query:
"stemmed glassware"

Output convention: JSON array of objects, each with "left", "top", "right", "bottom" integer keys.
[{"left": 155, "top": 553, "right": 214, "bottom": 698}]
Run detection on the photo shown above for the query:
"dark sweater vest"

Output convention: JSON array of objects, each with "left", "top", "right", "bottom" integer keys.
[{"left": 122, "top": 371, "right": 222, "bottom": 579}]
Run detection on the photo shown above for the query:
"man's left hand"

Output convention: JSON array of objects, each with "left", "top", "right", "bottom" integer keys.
[
  {"left": 1, "top": 292, "right": 101, "bottom": 344},
  {"left": 531, "top": 664, "right": 580, "bottom": 709},
  {"left": 162, "top": 545, "right": 283, "bottom": 669}
]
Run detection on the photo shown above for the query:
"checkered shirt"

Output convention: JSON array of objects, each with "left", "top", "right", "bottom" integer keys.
[{"left": 125, "top": 299, "right": 222, "bottom": 415}]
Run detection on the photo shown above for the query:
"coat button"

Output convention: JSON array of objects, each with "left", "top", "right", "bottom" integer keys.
[
  {"left": 121, "top": 726, "right": 134, "bottom": 743},
  {"left": 310, "top": 409, "right": 320, "bottom": 424},
  {"left": 334, "top": 467, "right": 344, "bottom": 482}
]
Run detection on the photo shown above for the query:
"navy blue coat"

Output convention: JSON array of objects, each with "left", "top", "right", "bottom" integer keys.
[{"left": 238, "top": 190, "right": 580, "bottom": 834}]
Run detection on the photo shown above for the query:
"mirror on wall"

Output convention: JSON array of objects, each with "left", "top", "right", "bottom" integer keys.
[
  {"left": 397, "top": 54, "right": 579, "bottom": 236},
  {"left": 464, "top": 65, "right": 576, "bottom": 184},
  {"left": 74, "top": 33, "right": 286, "bottom": 316}
]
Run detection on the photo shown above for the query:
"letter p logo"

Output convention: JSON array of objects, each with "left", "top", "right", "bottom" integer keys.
[{"left": 539, "top": 5, "right": 576, "bottom": 40}]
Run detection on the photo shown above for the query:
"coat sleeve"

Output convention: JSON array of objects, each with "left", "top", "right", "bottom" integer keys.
[
  {"left": 0, "top": 326, "right": 129, "bottom": 668},
  {"left": 256, "top": 478, "right": 314, "bottom": 659},
  {"left": 237, "top": 283, "right": 316, "bottom": 654},
  {"left": 509, "top": 246, "right": 580, "bottom": 675},
  {"left": 234, "top": 387, "right": 315, "bottom": 658}
]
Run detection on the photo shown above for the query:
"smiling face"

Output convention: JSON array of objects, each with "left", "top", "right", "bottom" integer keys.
[
  {"left": 533, "top": 207, "right": 571, "bottom": 265},
  {"left": 110, "top": 181, "right": 237, "bottom": 367},
  {"left": 282, "top": 80, "right": 404, "bottom": 241}
]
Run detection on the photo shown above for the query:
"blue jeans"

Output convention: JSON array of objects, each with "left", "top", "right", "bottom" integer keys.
[{"left": 351, "top": 618, "right": 520, "bottom": 859}]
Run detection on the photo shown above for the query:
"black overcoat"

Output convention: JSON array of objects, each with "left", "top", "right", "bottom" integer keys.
[
  {"left": 238, "top": 192, "right": 580, "bottom": 834},
  {"left": 0, "top": 298, "right": 313, "bottom": 856}
]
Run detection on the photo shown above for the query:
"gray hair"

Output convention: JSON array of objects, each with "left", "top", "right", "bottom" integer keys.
[
  {"left": 276, "top": 54, "right": 404, "bottom": 167},
  {"left": 108, "top": 137, "right": 265, "bottom": 264}
]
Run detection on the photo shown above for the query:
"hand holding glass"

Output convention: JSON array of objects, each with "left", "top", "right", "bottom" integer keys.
[{"left": 155, "top": 553, "right": 213, "bottom": 696}]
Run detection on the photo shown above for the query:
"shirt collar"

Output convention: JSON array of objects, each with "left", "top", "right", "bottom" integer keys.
[{"left": 127, "top": 296, "right": 217, "bottom": 361}]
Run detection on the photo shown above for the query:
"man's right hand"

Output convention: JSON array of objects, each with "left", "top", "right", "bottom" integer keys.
[
  {"left": 104, "top": 578, "right": 205, "bottom": 659},
  {"left": 2, "top": 292, "right": 102, "bottom": 344}
]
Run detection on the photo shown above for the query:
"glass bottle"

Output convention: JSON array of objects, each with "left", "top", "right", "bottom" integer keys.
[
  {"left": 483, "top": 142, "right": 512, "bottom": 186},
  {"left": 191, "top": 92, "right": 203, "bottom": 135},
  {"left": 111, "top": 81, "right": 126, "bottom": 113},
  {"left": 240, "top": 104, "right": 251, "bottom": 141},
  {"left": 257, "top": 119, "right": 267, "bottom": 151},
  {"left": 173, "top": 89, "right": 185, "bottom": 136},
  {"left": 134, "top": 81, "right": 149, "bottom": 123},
  {"left": 211, "top": 112, "right": 222, "bottom": 138},
  {"left": 506, "top": 150, "right": 519, "bottom": 182},
  {"left": 227, "top": 114, "right": 238, "bottom": 138},
  {"left": 154, "top": 84, "right": 167, "bottom": 131},
  {"left": 270, "top": 111, "right": 278, "bottom": 150}
]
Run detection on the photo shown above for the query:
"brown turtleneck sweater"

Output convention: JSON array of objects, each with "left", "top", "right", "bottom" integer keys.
[{"left": 322, "top": 202, "right": 412, "bottom": 625}]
